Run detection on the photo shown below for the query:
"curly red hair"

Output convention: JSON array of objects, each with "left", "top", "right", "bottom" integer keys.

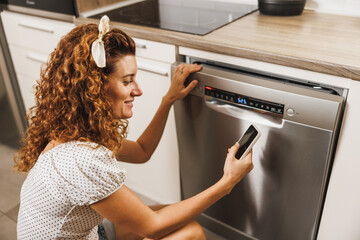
[{"left": 14, "top": 24, "right": 136, "bottom": 172}]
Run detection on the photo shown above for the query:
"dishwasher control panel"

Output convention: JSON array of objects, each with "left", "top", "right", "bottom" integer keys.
[{"left": 205, "top": 85, "right": 284, "bottom": 115}]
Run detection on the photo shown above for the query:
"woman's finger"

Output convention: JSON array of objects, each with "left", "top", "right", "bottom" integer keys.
[
  {"left": 229, "top": 142, "right": 240, "bottom": 156},
  {"left": 175, "top": 64, "right": 184, "bottom": 74},
  {"left": 184, "top": 64, "right": 202, "bottom": 75},
  {"left": 177, "top": 64, "right": 201, "bottom": 76},
  {"left": 184, "top": 80, "right": 198, "bottom": 94}
]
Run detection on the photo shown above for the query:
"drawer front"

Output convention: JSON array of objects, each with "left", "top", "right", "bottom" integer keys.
[
  {"left": 1, "top": 11, "right": 74, "bottom": 54},
  {"left": 136, "top": 56, "right": 171, "bottom": 78},
  {"left": 9, "top": 45, "right": 47, "bottom": 79},
  {"left": 16, "top": 73, "right": 37, "bottom": 112},
  {"left": 133, "top": 37, "right": 176, "bottom": 63}
]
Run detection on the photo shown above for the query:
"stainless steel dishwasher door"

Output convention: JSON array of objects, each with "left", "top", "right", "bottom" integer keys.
[{"left": 172, "top": 63, "right": 345, "bottom": 240}]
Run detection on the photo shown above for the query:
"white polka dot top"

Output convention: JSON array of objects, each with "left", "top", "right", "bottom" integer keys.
[{"left": 17, "top": 141, "right": 126, "bottom": 239}]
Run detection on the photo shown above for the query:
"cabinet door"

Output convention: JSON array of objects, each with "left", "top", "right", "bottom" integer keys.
[
  {"left": 133, "top": 37, "right": 176, "bottom": 63},
  {"left": 9, "top": 45, "right": 48, "bottom": 79},
  {"left": 1, "top": 11, "right": 74, "bottom": 54},
  {"left": 16, "top": 74, "right": 36, "bottom": 111},
  {"left": 122, "top": 57, "right": 181, "bottom": 204},
  {"left": 1, "top": 11, "right": 74, "bottom": 113}
]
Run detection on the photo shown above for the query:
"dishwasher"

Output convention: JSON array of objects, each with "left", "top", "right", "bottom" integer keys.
[{"left": 171, "top": 59, "right": 347, "bottom": 240}]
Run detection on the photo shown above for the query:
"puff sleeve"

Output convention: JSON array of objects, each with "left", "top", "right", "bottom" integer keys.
[{"left": 45, "top": 142, "right": 126, "bottom": 205}]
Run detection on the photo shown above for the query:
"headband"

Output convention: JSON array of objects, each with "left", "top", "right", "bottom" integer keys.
[{"left": 91, "top": 15, "right": 110, "bottom": 68}]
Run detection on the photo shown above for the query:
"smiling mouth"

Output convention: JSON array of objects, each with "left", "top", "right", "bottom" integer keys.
[{"left": 125, "top": 100, "right": 133, "bottom": 107}]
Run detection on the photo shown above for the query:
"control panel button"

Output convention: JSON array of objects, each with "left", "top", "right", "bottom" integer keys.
[{"left": 286, "top": 108, "right": 295, "bottom": 116}]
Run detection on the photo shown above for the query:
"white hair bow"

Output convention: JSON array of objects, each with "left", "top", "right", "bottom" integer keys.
[{"left": 91, "top": 15, "right": 110, "bottom": 68}]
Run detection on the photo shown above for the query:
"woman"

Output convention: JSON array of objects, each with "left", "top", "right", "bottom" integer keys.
[{"left": 15, "top": 16, "right": 254, "bottom": 239}]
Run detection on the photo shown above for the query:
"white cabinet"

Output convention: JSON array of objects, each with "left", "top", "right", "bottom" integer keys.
[
  {"left": 317, "top": 79, "right": 360, "bottom": 240},
  {"left": 134, "top": 37, "right": 176, "bottom": 63},
  {"left": 15, "top": 74, "right": 37, "bottom": 112},
  {"left": 121, "top": 39, "right": 180, "bottom": 204},
  {"left": 1, "top": 11, "right": 74, "bottom": 111}
]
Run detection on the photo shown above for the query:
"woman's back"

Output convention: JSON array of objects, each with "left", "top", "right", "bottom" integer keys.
[{"left": 17, "top": 141, "right": 126, "bottom": 239}]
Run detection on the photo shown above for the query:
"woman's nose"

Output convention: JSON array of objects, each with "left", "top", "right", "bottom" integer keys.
[{"left": 131, "top": 81, "right": 143, "bottom": 97}]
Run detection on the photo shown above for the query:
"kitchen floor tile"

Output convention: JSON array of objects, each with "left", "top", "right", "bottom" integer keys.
[
  {"left": 0, "top": 213, "right": 17, "bottom": 240},
  {"left": 0, "top": 144, "right": 26, "bottom": 213},
  {"left": 6, "top": 204, "right": 20, "bottom": 222}
]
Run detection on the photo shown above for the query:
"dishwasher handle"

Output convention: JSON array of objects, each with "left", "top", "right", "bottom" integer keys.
[{"left": 205, "top": 98, "right": 284, "bottom": 128}]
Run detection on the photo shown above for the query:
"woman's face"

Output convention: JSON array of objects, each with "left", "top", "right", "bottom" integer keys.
[{"left": 107, "top": 55, "right": 142, "bottom": 119}]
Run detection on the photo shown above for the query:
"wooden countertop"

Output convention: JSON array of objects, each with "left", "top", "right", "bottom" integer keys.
[{"left": 76, "top": 10, "right": 360, "bottom": 81}]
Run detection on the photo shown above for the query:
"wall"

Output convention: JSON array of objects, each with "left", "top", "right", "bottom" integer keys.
[
  {"left": 224, "top": 0, "right": 360, "bottom": 16},
  {"left": 306, "top": 0, "right": 360, "bottom": 16}
]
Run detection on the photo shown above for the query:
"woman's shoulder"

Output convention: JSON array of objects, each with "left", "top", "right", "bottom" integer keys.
[
  {"left": 39, "top": 141, "right": 116, "bottom": 171},
  {"left": 35, "top": 141, "right": 126, "bottom": 205},
  {"left": 42, "top": 141, "right": 111, "bottom": 157}
]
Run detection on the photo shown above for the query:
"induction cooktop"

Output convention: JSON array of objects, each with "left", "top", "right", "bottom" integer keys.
[{"left": 89, "top": 0, "right": 258, "bottom": 35}]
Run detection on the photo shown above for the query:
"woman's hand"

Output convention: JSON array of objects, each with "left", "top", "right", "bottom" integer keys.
[
  {"left": 164, "top": 63, "right": 202, "bottom": 104},
  {"left": 222, "top": 142, "right": 254, "bottom": 191}
]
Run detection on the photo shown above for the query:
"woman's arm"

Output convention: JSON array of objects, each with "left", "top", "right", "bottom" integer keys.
[
  {"left": 114, "top": 96, "right": 172, "bottom": 164},
  {"left": 91, "top": 142, "right": 254, "bottom": 239},
  {"left": 115, "top": 64, "right": 202, "bottom": 163}
]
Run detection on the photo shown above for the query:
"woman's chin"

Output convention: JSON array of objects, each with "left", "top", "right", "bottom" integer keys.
[{"left": 119, "top": 112, "right": 133, "bottom": 120}]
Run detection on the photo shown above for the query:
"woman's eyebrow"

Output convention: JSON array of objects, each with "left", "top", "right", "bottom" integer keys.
[{"left": 121, "top": 73, "right": 135, "bottom": 78}]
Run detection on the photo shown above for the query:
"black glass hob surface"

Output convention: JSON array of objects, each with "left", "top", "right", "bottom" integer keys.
[{"left": 90, "top": 0, "right": 258, "bottom": 35}]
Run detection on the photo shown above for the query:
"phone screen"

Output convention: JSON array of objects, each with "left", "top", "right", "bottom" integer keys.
[{"left": 235, "top": 125, "right": 259, "bottom": 159}]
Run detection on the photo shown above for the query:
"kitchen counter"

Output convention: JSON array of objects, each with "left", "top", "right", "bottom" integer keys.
[{"left": 76, "top": 10, "right": 360, "bottom": 81}]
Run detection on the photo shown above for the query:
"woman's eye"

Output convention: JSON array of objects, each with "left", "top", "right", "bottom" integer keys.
[{"left": 123, "top": 80, "right": 134, "bottom": 86}]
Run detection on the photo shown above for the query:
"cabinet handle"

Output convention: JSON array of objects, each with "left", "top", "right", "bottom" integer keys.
[
  {"left": 138, "top": 63, "right": 168, "bottom": 76},
  {"left": 135, "top": 40, "right": 147, "bottom": 49},
  {"left": 18, "top": 21, "right": 54, "bottom": 33},
  {"left": 26, "top": 53, "right": 48, "bottom": 64}
]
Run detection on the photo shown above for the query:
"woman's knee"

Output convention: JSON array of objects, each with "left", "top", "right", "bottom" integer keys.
[{"left": 184, "top": 221, "right": 206, "bottom": 240}]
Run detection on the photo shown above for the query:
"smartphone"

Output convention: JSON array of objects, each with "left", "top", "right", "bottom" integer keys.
[{"left": 235, "top": 124, "right": 261, "bottom": 160}]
